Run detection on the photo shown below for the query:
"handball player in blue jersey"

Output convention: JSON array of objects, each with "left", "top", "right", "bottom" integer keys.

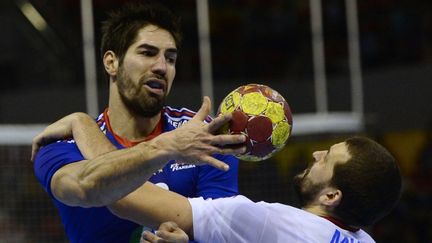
[{"left": 32, "top": 2, "right": 246, "bottom": 243}]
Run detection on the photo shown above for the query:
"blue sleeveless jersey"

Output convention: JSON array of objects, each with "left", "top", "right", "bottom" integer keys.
[{"left": 33, "top": 106, "right": 239, "bottom": 243}]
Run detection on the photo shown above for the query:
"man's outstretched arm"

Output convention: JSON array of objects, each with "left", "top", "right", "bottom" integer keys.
[
  {"left": 109, "top": 182, "right": 194, "bottom": 238},
  {"left": 33, "top": 97, "right": 246, "bottom": 208}
]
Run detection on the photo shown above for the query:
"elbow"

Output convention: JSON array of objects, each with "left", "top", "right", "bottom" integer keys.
[
  {"left": 108, "top": 201, "right": 127, "bottom": 218},
  {"left": 54, "top": 180, "right": 113, "bottom": 208},
  {"left": 51, "top": 165, "right": 122, "bottom": 208},
  {"left": 76, "top": 180, "right": 119, "bottom": 207},
  {"left": 54, "top": 189, "right": 104, "bottom": 208}
]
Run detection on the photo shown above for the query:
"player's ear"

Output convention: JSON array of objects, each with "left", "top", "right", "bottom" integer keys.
[
  {"left": 319, "top": 187, "right": 342, "bottom": 208},
  {"left": 103, "top": 51, "right": 119, "bottom": 78}
]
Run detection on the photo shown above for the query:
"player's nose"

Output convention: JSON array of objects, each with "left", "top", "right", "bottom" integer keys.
[
  {"left": 312, "top": 150, "right": 327, "bottom": 162},
  {"left": 151, "top": 54, "right": 167, "bottom": 76}
]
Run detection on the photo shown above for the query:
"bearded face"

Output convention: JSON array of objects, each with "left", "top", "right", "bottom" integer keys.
[
  {"left": 112, "top": 25, "right": 176, "bottom": 118},
  {"left": 293, "top": 166, "right": 327, "bottom": 207},
  {"left": 116, "top": 65, "right": 166, "bottom": 118}
]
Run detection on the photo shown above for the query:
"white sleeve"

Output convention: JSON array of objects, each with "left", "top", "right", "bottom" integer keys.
[{"left": 188, "top": 195, "right": 269, "bottom": 243}]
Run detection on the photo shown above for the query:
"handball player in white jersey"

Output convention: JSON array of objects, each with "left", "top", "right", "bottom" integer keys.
[
  {"left": 130, "top": 136, "right": 401, "bottom": 243},
  {"left": 32, "top": 114, "right": 401, "bottom": 243}
]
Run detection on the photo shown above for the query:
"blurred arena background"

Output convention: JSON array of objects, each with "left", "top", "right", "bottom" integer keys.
[{"left": 1, "top": 0, "right": 431, "bottom": 242}]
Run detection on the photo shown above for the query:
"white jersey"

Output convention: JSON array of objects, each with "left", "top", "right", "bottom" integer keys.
[{"left": 189, "top": 195, "right": 375, "bottom": 243}]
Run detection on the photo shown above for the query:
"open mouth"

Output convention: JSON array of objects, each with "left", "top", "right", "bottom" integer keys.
[
  {"left": 146, "top": 80, "right": 164, "bottom": 89},
  {"left": 144, "top": 79, "right": 166, "bottom": 95}
]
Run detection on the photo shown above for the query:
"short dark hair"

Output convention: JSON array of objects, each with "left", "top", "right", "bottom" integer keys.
[
  {"left": 330, "top": 136, "right": 402, "bottom": 227},
  {"left": 100, "top": 1, "right": 182, "bottom": 65}
]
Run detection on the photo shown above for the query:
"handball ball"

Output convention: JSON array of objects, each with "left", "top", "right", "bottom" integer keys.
[{"left": 217, "top": 84, "right": 293, "bottom": 161}]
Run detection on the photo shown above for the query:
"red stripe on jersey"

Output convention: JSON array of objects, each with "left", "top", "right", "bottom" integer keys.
[
  {"left": 96, "top": 119, "right": 104, "bottom": 127},
  {"left": 165, "top": 107, "right": 213, "bottom": 123},
  {"left": 165, "top": 108, "right": 195, "bottom": 118},
  {"left": 102, "top": 108, "right": 163, "bottom": 148}
]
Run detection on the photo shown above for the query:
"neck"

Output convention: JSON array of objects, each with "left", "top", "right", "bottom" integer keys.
[
  {"left": 108, "top": 84, "right": 161, "bottom": 140},
  {"left": 303, "top": 205, "right": 327, "bottom": 217},
  {"left": 303, "top": 205, "right": 359, "bottom": 232}
]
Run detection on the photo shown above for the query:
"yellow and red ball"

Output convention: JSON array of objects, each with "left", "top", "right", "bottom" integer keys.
[{"left": 217, "top": 84, "right": 293, "bottom": 161}]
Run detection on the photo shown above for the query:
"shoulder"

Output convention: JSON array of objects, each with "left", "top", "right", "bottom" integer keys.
[
  {"left": 33, "top": 140, "right": 83, "bottom": 195},
  {"left": 188, "top": 196, "right": 255, "bottom": 223},
  {"left": 35, "top": 140, "right": 80, "bottom": 161},
  {"left": 355, "top": 230, "right": 375, "bottom": 243},
  {"left": 189, "top": 195, "right": 253, "bottom": 209},
  {"left": 190, "top": 196, "right": 268, "bottom": 242}
]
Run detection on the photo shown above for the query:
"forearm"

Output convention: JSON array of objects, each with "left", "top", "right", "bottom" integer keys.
[
  {"left": 109, "top": 182, "right": 194, "bottom": 237},
  {"left": 71, "top": 113, "right": 117, "bottom": 159},
  {"left": 71, "top": 142, "right": 167, "bottom": 206},
  {"left": 52, "top": 114, "right": 173, "bottom": 207}
]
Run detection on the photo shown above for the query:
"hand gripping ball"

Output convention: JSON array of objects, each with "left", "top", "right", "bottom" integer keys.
[{"left": 217, "top": 84, "right": 293, "bottom": 161}]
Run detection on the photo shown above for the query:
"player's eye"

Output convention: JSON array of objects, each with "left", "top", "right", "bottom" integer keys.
[
  {"left": 165, "top": 53, "right": 177, "bottom": 64},
  {"left": 140, "top": 50, "right": 157, "bottom": 57}
]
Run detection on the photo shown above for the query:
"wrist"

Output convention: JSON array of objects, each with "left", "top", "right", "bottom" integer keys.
[
  {"left": 153, "top": 131, "right": 180, "bottom": 159},
  {"left": 135, "top": 134, "right": 176, "bottom": 162}
]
